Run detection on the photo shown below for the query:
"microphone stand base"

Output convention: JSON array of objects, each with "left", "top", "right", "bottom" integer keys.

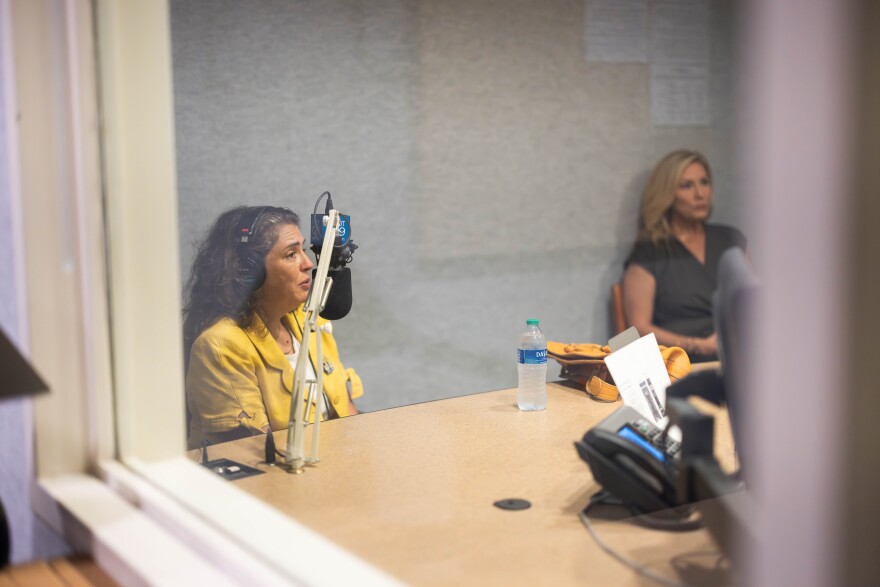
[{"left": 283, "top": 458, "right": 307, "bottom": 474}]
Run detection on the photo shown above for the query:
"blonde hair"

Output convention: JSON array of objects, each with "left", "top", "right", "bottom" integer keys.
[{"left": 637, "top": 149, "right": 712, "bottom": 244}]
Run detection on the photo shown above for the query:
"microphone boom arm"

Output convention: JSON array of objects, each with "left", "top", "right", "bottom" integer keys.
[{"left": 285, "top": 210, "right": 340, "bottom": 472}]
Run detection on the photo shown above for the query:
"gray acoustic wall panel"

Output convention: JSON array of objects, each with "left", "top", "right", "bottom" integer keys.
[{"left": 171, "top": 0, "right": 740, "bottom": 411}]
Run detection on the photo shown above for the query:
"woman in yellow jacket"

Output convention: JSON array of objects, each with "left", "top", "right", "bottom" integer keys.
[{"left": 183, "top": 206, "right": 362, "bottom": 449}]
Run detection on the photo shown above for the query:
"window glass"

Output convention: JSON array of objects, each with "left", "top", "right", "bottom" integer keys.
[{"left": 170, "top": 0, "right": 742, "bottom": 414}]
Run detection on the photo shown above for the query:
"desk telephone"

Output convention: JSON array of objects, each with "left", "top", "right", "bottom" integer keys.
[{"left": 575, "top": 405, "right": 683, "bottom": 515}]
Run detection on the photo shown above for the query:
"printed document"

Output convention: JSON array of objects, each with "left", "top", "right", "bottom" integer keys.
[{"left": 604, "top": 332, "right": 679, "bottom": 438}]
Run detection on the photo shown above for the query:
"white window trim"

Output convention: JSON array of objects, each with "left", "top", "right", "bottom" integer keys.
[
  {"left": 35, "top": 473, "right": 243, "bottom": 587},
  {"left": 14, "top": 1, "right": 399, "bottom": 585}
]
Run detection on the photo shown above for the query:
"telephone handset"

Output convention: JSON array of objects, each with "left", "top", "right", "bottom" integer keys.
[{"left": 575, "top": 405, "right": 683, "bottom": 516}]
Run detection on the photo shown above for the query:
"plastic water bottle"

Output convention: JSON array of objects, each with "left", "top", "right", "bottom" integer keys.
[{"left": 517, "top": 319, "right": 547, "bottom": 411}]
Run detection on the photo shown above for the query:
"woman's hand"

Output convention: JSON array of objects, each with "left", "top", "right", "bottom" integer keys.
[
  {"left": 701, "top": 333, "right": 718, "bottom": 355},
  {"left": 678, "top": 333, "right": 717, "bottom": 357}
]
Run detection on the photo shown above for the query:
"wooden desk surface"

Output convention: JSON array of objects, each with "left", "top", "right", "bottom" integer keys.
[{"left": 194, "top": 383, "right": 736, "bottom": 587}]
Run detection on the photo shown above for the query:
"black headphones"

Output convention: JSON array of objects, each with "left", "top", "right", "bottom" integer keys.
[{"left": 237, "top": 206, "right": 270, "bottom": 289}]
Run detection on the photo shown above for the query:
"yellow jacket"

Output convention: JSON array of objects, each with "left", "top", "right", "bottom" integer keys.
[{"left": 186, "top": 306, "right": 363, "bottom": 449}]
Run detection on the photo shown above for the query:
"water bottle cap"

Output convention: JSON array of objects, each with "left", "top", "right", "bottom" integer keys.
[{"left": 526, "top": 319, "right": 539, "bottom": 326}]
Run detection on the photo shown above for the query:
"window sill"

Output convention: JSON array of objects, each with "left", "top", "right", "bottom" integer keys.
[{"left": 37, "top": 458, "right": 400, "bottom": 586}]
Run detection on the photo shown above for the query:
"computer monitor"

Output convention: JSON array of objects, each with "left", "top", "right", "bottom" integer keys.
[{"left": 713, "top": 247, "right": 759, "bottom": 479}]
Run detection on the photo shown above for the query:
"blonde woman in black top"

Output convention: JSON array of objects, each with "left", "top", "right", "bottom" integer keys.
[{"left": 623, "top": 149, "right": 746, "bottom": 362}]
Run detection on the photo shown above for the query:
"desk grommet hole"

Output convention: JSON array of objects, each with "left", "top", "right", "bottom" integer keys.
[{"left": 494, "top": 498, "right": 531, "bottom": 511}]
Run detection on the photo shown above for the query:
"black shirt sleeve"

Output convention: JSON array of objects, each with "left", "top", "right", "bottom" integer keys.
[
  {"left": 712, "top": 224, "right": 747, "bottom": 251},
  {"left": 625, "top": 240, "right": 664, "bottom": 278}
]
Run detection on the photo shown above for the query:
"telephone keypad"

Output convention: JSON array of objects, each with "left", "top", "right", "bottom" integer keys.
[{"left": 629, "top": 418, "right": 680, "bottom": 460}]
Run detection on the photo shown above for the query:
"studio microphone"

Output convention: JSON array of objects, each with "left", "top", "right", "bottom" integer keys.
[{"left": 310, "top": 192, "right": 358, "bottom": 320}]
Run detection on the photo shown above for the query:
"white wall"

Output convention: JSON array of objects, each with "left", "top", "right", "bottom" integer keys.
[{"left": 170, "top": 0, "right": 743, "bottom": 411}]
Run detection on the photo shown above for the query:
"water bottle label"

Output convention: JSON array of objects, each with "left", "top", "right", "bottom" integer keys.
[{"left": 517, "top": 349, "right": 547, "bottom": 365}]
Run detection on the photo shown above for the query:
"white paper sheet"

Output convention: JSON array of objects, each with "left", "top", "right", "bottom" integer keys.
[
  {"left": 604, "top": 332, "right": 672, "bottom": 430},
  {"left": 650, "top": 63, "right": 710, "bottom": 126},
  {"left": 648, "top": 0, "right": 711, "bottom": 126},
  {"left": 583, "top": 0, "right": 648, "bottom": 63},
  {"left": 649, "top": 0, "right": 710, "bottom": 64}
]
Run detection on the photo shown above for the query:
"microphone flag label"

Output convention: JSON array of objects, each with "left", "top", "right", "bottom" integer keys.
[
  {"left": 336, "top": 215, "right": 350, "bottom": 245},
  {"left": 517, "top": 349, "right": 547, "bottom": 365},
  {"left": 310, "top": 214, "right": 351, "bottom": 247}
]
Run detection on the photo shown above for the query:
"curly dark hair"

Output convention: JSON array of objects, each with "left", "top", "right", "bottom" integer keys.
[{"left": 182, "top": 205, "right": 301, "bottom": 358}]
